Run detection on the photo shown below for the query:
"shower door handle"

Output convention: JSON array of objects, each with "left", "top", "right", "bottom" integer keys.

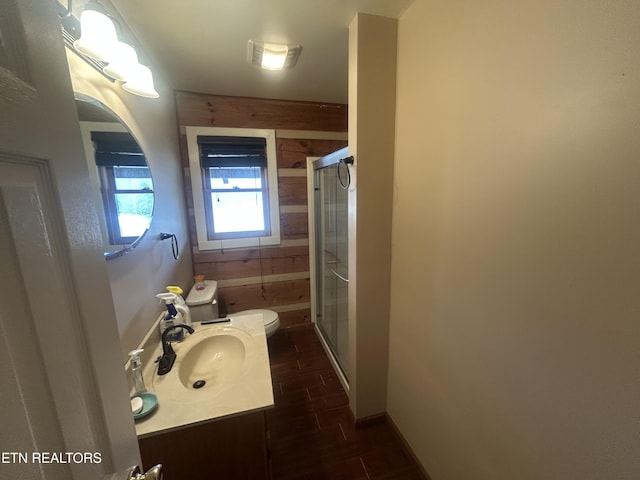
[
  {"left": 325, "top": 250, "right": 348, "bottom": 282},
  {"left": 328, "top": 266, "right": 349, "bottom": 283}
]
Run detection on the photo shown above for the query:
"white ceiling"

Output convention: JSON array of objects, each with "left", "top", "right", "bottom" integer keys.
[{"left": 106, "top": 0, "right": 414, "bottom": 104}]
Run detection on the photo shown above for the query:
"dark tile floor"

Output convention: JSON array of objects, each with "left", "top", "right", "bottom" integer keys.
[{"left": 266, "top": 325, "right": 427, "bottom": 480}]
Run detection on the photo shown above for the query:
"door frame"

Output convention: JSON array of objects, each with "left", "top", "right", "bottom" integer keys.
[
  {"left": 306, "top": 149, "right": 350, "bottom": 392},
  {"left": 0, "top": 0, "right": 141, "bottom": 477}
]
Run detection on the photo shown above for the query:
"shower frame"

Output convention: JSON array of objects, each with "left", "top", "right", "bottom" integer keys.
[{"left": 306, "top": 147, "right": 350, "bottom": 392}]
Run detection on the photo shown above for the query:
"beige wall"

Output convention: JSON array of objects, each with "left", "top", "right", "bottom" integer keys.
[
  {"left": 389, "top": 0, "right": 640, "bottom": 478},
  {"left": 68, "top": 48, "right": 192, "bottom": 360},
  {"left": 348, "top": 13, "right": 397, "bottom": 419}
]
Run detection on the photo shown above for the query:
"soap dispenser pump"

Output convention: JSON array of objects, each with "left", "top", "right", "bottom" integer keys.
[{"left": 128, "top": 349, "right": 147, "bottom": 394}]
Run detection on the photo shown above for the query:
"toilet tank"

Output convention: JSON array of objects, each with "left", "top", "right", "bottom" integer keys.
[{"left": 186, "top": 280, "right": 219, "bottom": 322}]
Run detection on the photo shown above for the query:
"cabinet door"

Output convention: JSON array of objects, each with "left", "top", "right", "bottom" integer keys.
[{"left": 139, "top": 412, "right": 269, "bottom": 479}]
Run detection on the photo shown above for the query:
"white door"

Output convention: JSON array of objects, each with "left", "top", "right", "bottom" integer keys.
[{"left": 0, "top": 0, "right": 141, "bottom": 478}]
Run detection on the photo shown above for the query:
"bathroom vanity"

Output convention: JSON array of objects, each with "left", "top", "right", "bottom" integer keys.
[
  {"left": 138, "top": 410, "right": 270, "bottom": 479},
  {"left": 132, "top": 314, "right": 274, "bottom": 479}
]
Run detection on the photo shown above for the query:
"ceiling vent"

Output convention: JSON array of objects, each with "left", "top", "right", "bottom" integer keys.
[{"left": 247, "top": 40, "right": 302, "bottom": 71}]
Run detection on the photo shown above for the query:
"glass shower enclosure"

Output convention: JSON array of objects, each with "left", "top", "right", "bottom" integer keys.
[{"left": 312, "top": 149, "right": 350, "bottom": 382}]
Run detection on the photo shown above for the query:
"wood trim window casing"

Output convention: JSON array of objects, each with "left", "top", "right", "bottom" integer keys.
[{"left": 186, "top": 126, "right": 281, "bottom": 251}]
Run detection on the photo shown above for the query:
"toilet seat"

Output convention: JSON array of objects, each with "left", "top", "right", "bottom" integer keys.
[{"left": 231, "top": 309, "right": 280, "bottom": 337}]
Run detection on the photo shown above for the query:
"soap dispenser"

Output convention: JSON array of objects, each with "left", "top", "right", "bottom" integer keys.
[
  {"left": 156, "top": 292, "right": 185, "bottom": 342},
  {"left": 128, "top": 349, "right": 147, "bottom": 394}
]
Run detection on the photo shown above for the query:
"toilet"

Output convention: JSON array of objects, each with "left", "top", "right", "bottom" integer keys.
[
  {"left": 228, "top": 309, "right": 280, "bottom": 338},
  {"left": 185, "top": 280, "right": 280, "bottom": 338}
]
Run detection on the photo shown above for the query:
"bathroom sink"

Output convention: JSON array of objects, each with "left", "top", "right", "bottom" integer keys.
[
  {"left": 137, "top": 313, "right": 274, "bottom": 437},
  {"left": 177, "top": 334, "right": 246, "bottom": 389},
  {"left": 151, "top": 324, "right": 254, "bottom": 402}
]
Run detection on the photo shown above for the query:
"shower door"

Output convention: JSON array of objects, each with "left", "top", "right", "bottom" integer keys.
[{"left": 314, "top": 150, "right": 349, "bottom": 380}]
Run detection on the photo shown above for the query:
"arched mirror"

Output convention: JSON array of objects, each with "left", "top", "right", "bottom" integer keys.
[{"left": 75, "top": 93, "right": 154, "bottom": 259}]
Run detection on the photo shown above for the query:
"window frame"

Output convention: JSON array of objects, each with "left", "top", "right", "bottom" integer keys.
[
  {"left": 80, "top": 121, "right": 154, "bottom": 250},
  {"left": 186, "top": 126, "right": 281, "bottom": 250},
  {"left": 97, "top": 164, "right": 153, "bottom": 245}
]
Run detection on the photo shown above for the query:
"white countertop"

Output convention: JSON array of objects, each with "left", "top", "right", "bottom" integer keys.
[{"left": 133, "top": 314, "right": 274, "bottom": 438}]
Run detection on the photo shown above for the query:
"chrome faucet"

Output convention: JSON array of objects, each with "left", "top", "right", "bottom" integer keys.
[{"left": 157, "top": 323, "right": 194, "bottom": 375}]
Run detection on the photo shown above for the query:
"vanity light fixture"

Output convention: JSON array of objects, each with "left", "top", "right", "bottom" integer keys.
[
  {"left": 59, "top": 0, "right": 159, "bottom": 98},
  {"left": 247, "top": 40, "right": 302, "bottom": 71}
]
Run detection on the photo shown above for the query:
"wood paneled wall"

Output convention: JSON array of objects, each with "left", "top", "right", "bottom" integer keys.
[{"left": 175, "top": 91, "right": 347, "bottom": 329}]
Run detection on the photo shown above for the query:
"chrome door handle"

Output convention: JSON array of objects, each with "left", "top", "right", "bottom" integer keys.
[{"left": 127, "top": 464, "right": 163, "bottom": 480}]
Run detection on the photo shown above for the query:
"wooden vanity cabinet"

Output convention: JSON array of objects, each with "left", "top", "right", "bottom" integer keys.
[{"left": 138, "top": 410, "right": 270, "bottom": 480}]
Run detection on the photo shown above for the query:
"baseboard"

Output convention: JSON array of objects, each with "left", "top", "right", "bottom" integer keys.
[
  {"left": 347, "top": 410, "right": 432, "bottom": 479},
  {"left": 352, "top": 411, "right": 386, "bottom": 429},
  {"left": 386, "top": 414, "right": 433, "bottom": 480}
]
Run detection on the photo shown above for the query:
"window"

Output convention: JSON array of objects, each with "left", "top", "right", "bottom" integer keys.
[
  {"left": 199, "top": 135, "right": 269, "bottom": 239},
  {"left": 186, "top": 127, "right": 280, "bottom": 250},
  {"left": 91, "top": 131, "right": 153, "bottom": 245}
]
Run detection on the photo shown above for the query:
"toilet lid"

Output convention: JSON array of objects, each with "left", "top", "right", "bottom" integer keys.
[{"left": 235, "top": 309, "right": 279, "bottom": 327}]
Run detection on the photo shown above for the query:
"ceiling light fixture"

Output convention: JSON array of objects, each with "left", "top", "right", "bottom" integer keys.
[{"left": 247, "top": 40, "right": 302, "bottom": 71}]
